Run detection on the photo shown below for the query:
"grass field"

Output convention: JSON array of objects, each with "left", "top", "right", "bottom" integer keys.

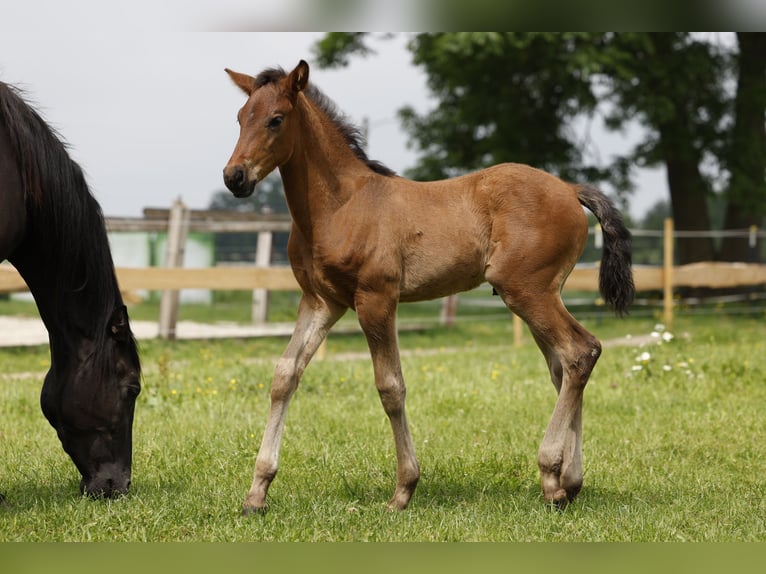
[{"left": 1, "top": 301, "right": 765, "bottom": 541}]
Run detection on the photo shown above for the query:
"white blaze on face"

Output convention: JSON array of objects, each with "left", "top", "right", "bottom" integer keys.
[{"left": 247, "top": 164, "right": 262, "bottom": 183}]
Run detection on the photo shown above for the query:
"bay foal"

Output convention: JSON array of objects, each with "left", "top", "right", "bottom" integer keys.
[{"left": 223, "top": 60, "right": 634, "bottom": 515}]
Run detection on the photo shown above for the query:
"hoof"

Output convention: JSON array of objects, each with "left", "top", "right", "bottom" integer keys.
[
  {"left": 385, "top": 500, "right": 407, "bottom": 512},
  {"left": 551, "top": 494, "right": 569, "bottom": 511},
  {"left": 242, "top": 488, "right": 269, "bottom": 516},
  {"left": 544, "top": 487, "right": 570, "bottom": 509},
  {"left": 386, "top": 490, "right": 414, "bottom": 511},
  {"left": 242, "top": 503, "right": 268, "bottom": 517},
  {"left": 543, "top": 484, "right": 582, "bottom": 510}
]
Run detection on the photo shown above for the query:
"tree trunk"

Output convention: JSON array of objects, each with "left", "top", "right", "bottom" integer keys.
[
  {"left": 663, "top": 146, "right": 716, "bottom": 264},
  {"left": 650, "top": 34, "right": 716, "bottom": 265},
  {"left": 720, "top": 32, "right": 766, "bottom": 263}
]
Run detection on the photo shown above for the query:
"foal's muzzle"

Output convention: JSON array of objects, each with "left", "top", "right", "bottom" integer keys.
[{"left": 223, "top": 165, "right": 256, "bottom": 198}]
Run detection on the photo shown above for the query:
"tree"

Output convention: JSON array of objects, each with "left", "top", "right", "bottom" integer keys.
[
  {"left": 719, "top": 33, "right": 766, "bottom": 262},
  {"left": 314, "top": 33, "right": 765, "bottom": 265},
  {"left": 398, "top": 33, "right": 609, "bottom": 186},
  {"left": 641, "top": 199, "right": 672, "bottom": 231},
  {"left": 597, "top": 33, "right": 729, "bottom": 263},
  {"left": 599, "top": 33, "right": 766, "bottom": 264},
  {"left": 315, "top": 33, "right": 618, "bottom": 186}
]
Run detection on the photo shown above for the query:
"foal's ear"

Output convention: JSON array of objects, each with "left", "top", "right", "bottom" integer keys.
[
  {"left": 108, "top": 305, "right": 130, "bottom": 343},
  {"left": 288, "top": 60, "right": 309, "bottom": 94},
  {"left": 225, "top": 68, "right": 256, "bottom": 96}
]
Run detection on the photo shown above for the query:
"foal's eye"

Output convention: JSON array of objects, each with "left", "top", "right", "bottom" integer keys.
[{"left": 267, "top": 116, "right": 284, "bottom": 129}]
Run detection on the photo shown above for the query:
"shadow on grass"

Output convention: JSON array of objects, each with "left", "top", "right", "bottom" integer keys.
[
  {"left": 0, "top": 477, "right": 85, "bottom": 513},
  {"left": 301, "top": 455, "right": 544, "bottom": 511},
  {"left": 298, "top": 457, "right": 648, "bottom": 518},
  {"left": 0, "top": 471, "right": 191, "bottom": 515}
]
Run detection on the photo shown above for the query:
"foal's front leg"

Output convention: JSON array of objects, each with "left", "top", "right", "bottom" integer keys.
[
  {"left": 242, "top": 294, "right": 346, "bottom": 515},
  {"left": 356, "top": 293, "right": 420, "bottom": 510}
]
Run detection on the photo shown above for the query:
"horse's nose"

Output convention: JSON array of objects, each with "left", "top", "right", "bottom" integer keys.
[
  {"left": 223, "top": 165, "right": 245, "bottom": 192},
  {"left": 81, "top": 478, "right": 126, "bottom": 499},
  {"left": 80, "top": 466, "right": 131, "bottom": 498},
  {"left": 223, "top": 164, "right": 257, "bottom": 198}
]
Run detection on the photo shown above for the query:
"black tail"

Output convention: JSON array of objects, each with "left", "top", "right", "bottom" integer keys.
[{"left": 577, "top": 185, "right": 635, "bottom": 315}]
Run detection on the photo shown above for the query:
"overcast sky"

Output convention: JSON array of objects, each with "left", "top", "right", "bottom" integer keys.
[{"left": 1, "top": 10, "right": 668, "bottom": 219}]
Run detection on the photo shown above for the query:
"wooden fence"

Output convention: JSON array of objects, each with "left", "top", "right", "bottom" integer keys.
[{"left": 2, "top": 204, "right": 765, "bottom": 340}]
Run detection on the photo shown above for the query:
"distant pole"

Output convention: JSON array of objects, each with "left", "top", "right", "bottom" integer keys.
[
  {"left": 440, "top": 294, "right": 458, "bottom": 327},
  {"left": 251, "top": 230, "right": 273, "bottom": 324},
  {"left": 663, "top": 217, "right": 674, "bottom": 329},
  {"left": 513, "top": 314, "right": 523, "bottom": 347},
  {"left": 158, "top": 198, "right": 190, "bottom": 340}
]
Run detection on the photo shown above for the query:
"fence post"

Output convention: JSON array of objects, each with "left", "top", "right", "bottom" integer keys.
[
  {"left": 158, "top": 198, "right": 190, "bottom": 340},
  {"left": 251, "top": 230, "right": 273, "bottom": 324},
  {"left": 663, "top": 217, "right": 674, "bottom": 329},
  {"left": 513, "top": 314, "right": 523, "bottom": 347},
  {"left": 440, "top": 294, "right": 458, "bottom": 326}
]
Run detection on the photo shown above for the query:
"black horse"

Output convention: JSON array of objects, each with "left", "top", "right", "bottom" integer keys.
[{"left": 0, "top": 82, "right": 141, "bottom": 501}]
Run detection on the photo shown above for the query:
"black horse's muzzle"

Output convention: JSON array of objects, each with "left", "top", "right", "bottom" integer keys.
[{"left": 80, "top": 465, "right": 131, "bottom": 498}]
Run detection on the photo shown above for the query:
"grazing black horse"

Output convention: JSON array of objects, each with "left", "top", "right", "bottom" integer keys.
[{"left": 0, "top": 82, "right": 141, "bottom": 501}]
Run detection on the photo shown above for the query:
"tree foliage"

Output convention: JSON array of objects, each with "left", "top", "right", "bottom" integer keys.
[
  {"left": 595, "top": 33, "right": 730, "bottom": 262},
  {"left": 398, "top": 33, "right": 608, "bottom": 186},
  {"left": 720, "top": 33, "right": 766, "bottom": 261},
  {"left": 313, "top": 32, "right": 765, "bottom": 264}
]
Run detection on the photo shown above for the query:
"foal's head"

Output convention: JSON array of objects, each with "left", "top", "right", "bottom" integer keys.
[{"left": 223, "top": 60, "right": 309, "bottom": 198}]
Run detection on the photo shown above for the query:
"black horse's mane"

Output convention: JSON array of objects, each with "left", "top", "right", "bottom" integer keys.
[
  {"left": 254, "top": 67, "right": 396, "bottom": 177},
  {"left": 0, "top": 82, "right": 139, "bottom": 371}
]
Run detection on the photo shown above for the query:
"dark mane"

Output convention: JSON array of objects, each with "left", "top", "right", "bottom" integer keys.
[
  {"left": 254, "top": 67, "right": 288, "bottom": 90},
  {"left": 254, "top": 67, "right": 396, "bottom": 177},
  {"left": 0, "top": 82, "right": 139, "bottom": 372}
]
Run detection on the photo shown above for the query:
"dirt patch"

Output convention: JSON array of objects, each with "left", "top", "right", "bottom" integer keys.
[
  {"left": 0, "top": 315, "right": 672, "bottom": 350},
  {"left": 0, "top": 316, "right": 299, "bottom": 347}
]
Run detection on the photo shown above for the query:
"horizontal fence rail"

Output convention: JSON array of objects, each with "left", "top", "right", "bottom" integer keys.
[
  {"left": 2, "top": 206, "right": 765, "bottom": 341},
  {"left": 4, "top": 262, "right": 766, "bottom": 294},
  {"left": 5, "top": 262, "right": 764, "bottom": 295},
  {"left": 115, "top": 266, "right": 299, "bottom": 291}
]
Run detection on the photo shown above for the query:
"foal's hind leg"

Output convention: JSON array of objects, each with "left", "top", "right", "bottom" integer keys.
[
  {"left": 501, "top": 289, "right": 601, "bottom": 506},
  {"left": 243, "top": 294, "right": 346, "bottom": 515}
]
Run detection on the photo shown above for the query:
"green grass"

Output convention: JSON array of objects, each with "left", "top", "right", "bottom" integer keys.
[{"left": 1, "top": 308, "right": 765, "bottom": 541}]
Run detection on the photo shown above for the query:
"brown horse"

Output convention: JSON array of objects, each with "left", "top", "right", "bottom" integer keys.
[{"left": 223, "top": 60, "right": 634, "bottom": 515}]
